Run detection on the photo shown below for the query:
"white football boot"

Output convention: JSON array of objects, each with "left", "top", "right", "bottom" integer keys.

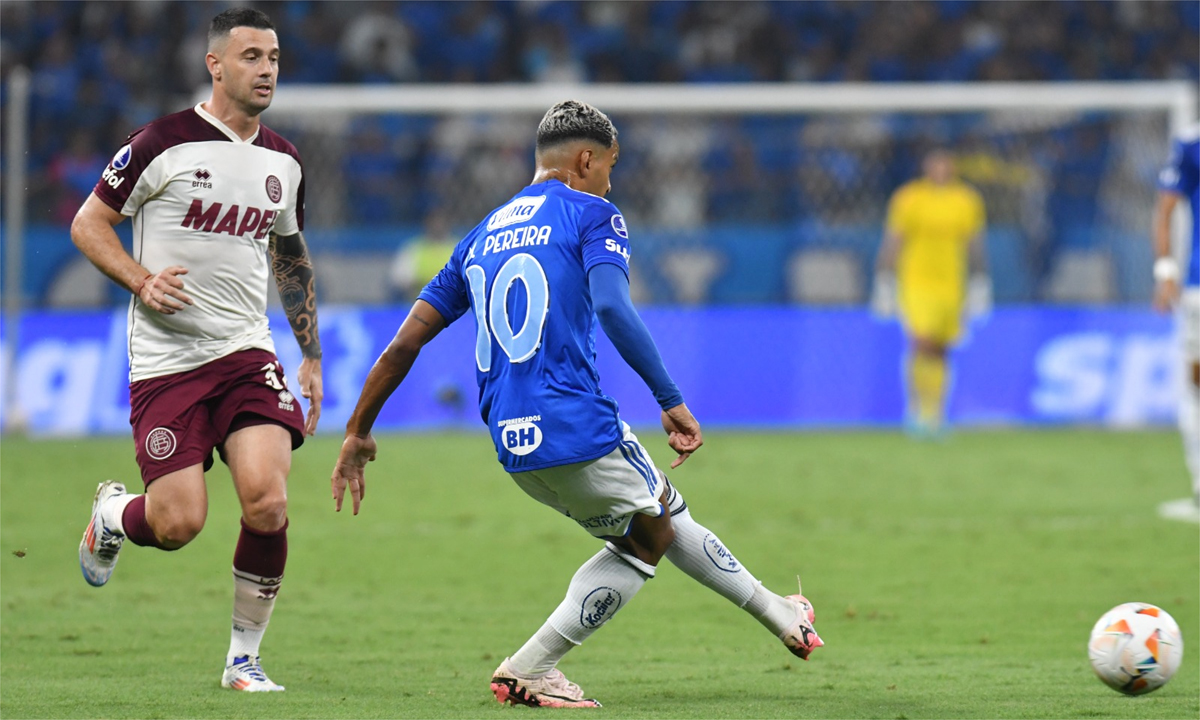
[
  {"left": 779, "top": 593, "right": 824, "bottom": 660},
  {"left": 490, "top": 657, "right": 600, "bottom": 708},
  {"left": 79, "top": 481, "right": 127, "bottom": 587},
  {"left": 221, "top": 655, "right": 285, "bottom": 692}
]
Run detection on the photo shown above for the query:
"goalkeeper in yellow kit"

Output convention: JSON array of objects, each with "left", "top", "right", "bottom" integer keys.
[{"left": 872, "top": 150, "right": 991, "bottom": 435}]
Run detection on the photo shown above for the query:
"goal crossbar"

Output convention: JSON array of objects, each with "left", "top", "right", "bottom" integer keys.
[{"left": 232, "top": 81, "right": 1197, "bottom": 132}]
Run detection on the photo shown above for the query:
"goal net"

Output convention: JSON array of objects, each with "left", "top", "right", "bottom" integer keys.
[{"left": 252, "top": 82, "right": 1196, "bottom": 306}]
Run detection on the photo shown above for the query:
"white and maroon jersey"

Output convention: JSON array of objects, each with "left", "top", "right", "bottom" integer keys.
[{"left": 94, "top": 103, "right": 304, "bottom": 382}]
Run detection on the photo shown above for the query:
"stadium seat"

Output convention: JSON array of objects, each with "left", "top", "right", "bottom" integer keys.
[
  {"left": 311, "top": 253, "right": 393, "bottom": 305},
  {"left": 786, "top": 249, "right": 864, "bottom": 305},
  {"left": 1042, "top": 249, "right": 1116, "bottom": 304},
  {"left": 657, "top": 248, "right": 723, "bottom": 304},
  {"left": 46, "top": 256, "right": 110, "bottom": 307}
]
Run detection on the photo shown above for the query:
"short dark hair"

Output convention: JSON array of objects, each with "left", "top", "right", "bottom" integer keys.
[
  {"left": 536, "top": 101, "right": 617, "bottom": 151},
  {"left": 208, "top": 8, "right": 275, "bottom": 48}
]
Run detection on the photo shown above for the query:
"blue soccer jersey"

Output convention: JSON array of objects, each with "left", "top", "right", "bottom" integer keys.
[
  {"left": 419, "top": 179, "right": 633, "bottom": 472},
  {"left": 1159, "top": 124, "right": 1200, "bottom": 287}
]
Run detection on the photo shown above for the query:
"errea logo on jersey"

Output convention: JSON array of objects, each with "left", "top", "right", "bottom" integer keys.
[{"left": 487, "top": 196, "right": 546, "bottom": 231}]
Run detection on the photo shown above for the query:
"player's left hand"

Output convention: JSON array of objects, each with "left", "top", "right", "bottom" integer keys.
[
  {"left": 1153, "top": 277, "right": 1180, "bottom": 312},
  {"left": 332, "top": 433, "right": 376, "bottom": 515},
  {"left": 297, "top": 357, "right": 322, "bottom": 435},
  {"left": 662, "top": 403, "right": 703, "bottom": 468}
]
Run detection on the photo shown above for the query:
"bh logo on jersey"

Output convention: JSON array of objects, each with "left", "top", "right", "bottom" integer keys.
[
  {"left": 703, "top": 532, "right": 741, "bottom": 573},
  {"left": 502, "top": 420, "right": 543, "bottom": 456},
  {"left": 580, "top": 587, "right": 623, "bottom": 629}
]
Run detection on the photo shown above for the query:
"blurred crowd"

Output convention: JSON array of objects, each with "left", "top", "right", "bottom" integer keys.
[
  {"left": 3, "top": 0, "right": 1197, "bottom": 226},
  {"left": 1, "top": 1, "right": 1196, "bottom": 306}
]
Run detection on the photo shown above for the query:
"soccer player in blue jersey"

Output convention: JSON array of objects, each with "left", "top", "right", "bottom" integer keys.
[
  {"left": 1153, "top": 123, "right": 1200, "bottom": 509},
  {"left": 331, "top": 100, "right": 822, "bottom": 707}
]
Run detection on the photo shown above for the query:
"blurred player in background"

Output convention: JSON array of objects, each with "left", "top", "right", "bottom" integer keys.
[
  {"left": 72, "top": 8, "right": 322, "bottom": 692},
  {"left": 388, "top": 208, "right": 457, "bottom": 302},
  {"left": 331, "top": 100, "right": 823, "bottom": 708},
  {"left": 1152, "top": 123, "right": 1200, "bottom": 508},
  {"left": 873, "top": 149, "right": 990, "bottom": 436}
]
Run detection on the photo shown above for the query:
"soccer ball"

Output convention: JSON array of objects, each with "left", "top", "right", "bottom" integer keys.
[{"left": 1088, "top": 602, "right": 1184, "bottom": 695}]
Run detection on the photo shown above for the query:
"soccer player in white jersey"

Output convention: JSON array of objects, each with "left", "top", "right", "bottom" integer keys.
[
  {"left": 330, "top": 101, "right": 823, "bottom": 708},
  {"left": 71, "top": 8, "right": 322, "bottom": 692},
  {"left": 1153, "top": 122, "right": 1200, "bottom": 510}
]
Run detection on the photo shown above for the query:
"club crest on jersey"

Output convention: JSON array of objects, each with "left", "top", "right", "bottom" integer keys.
[
  {"left": 265, "top": 175, "right": 282, "bottom": 203},
  {"left": 111, "top": 144, "right": 133, "bottom": 170},
  {"left": 145, "top": 427, "right": 177, "bottom": 461},
  {"left": 487, "top": 195, "right": 546, "bottom": 231},
  {"left": 610, "top": 214, "right": 628, "bottom": 239},
  {"left": 702, "top": 532, "right": 741, "bottom": 573}
]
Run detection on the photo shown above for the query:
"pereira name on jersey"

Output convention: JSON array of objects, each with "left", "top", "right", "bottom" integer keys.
[
  {"left": 94, "top": 104, "right": 305, "bottom": 381},
  {"left": 1159, "top": 124, "right": 1200, "bottom": 287},
  {"left": 419, "top": 180, "right": 632, "bottom": 472}
]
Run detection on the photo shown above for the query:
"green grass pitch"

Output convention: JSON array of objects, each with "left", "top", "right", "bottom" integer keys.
[{"left": 1, "top": 429, "right": 1197, "bottom": 719}]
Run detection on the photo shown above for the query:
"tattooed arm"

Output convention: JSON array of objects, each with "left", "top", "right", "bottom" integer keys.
[{"left": 270, "top": 231, "right": 322, "bottom": 435}]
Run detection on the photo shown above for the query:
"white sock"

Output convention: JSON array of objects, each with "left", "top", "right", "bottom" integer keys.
[
  {"left": 102, "top": 492, "right": 138, "bottom": 536},
  {"left": 663, "top": 482, "right": 797, "bottom": 635},
  {"left": 508, "top": 624, "right": 576, "bottom": 677},
  {"left": 1181, "top": 378, "right": 1200, "bottom": 498},
  {"left": 508, "top": 546, "right": 650, "bottom": 676},
  {"left": 228, "top": 568, "right": 282, "bottom": 662}
]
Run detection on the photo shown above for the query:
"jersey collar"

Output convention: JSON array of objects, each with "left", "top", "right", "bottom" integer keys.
[{"left": 194, "top": 103, "right": 261, "bottom": 144}]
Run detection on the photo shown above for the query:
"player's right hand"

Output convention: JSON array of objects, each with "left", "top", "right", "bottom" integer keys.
[
  {"left": 1154, "top": 278, "right": 1180, "bottom": 313},
  {"left": 870, "top": 272, "right": 897, "bottom": 318},
  {"left": 332, "top": 433, "right": 376, "bottom": 515},
  {"left": 661, "top": 403, "right": 703, "bottom": 469},
  {"left": 139, "top": 266, "right": 194, "bottom": 315}
]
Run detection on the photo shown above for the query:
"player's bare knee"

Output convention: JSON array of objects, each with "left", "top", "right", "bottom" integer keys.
[
  {"left": 647, "top": 522, "right": 676, "bottom": 561},
  {"left": 620, "top": 514, "right": 674, "bottom": 566},
  {"left": 241, "top": 493, "right": 287, "bottom": 532},
  {"left": 153, "top": 510, "right": 206, "bottom": 548}
]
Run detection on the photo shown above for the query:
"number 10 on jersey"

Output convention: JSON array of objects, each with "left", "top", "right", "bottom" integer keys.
[{"left": 466, "top": 253, "right": 550, "bottom": 372}]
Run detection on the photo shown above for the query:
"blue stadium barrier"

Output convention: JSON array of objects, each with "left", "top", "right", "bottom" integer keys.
[{"left": 0, "top": 306, "right": 1176, "bottom": 437}]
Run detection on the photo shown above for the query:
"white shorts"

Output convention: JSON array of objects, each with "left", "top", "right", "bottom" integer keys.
[
  {"left": 1181, "top": 288, "right": 1199, "bottom": 365},
  {"left": 509, "top": 424, "right": 665, "bottom": 538}
]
